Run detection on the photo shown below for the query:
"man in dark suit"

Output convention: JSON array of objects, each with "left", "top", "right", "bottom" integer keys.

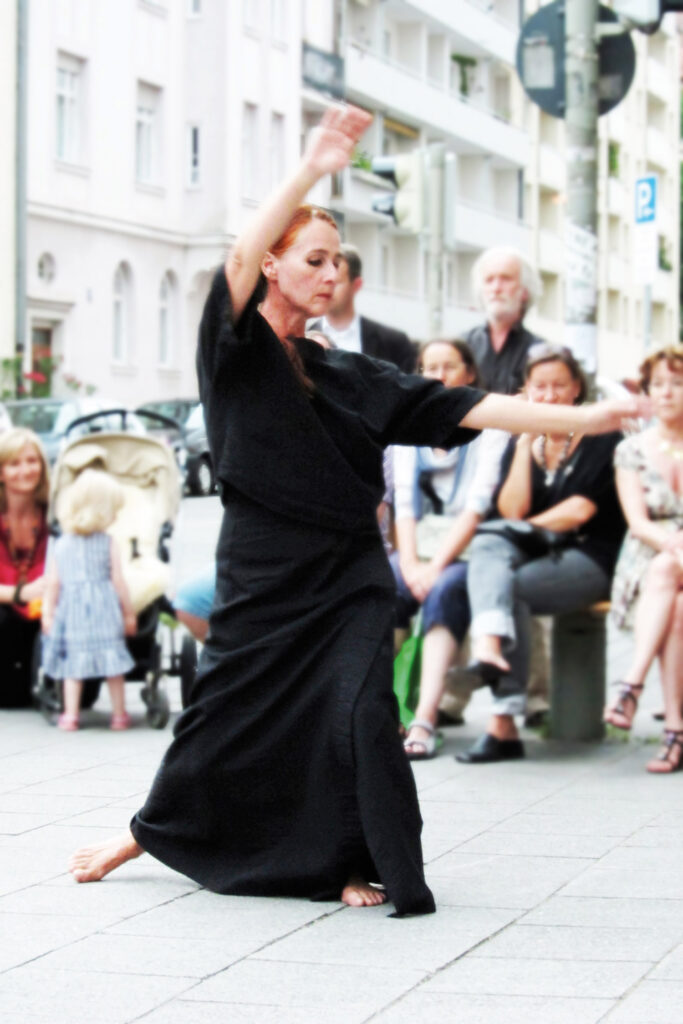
[{"left": 312, "top": 245, "right": 416, "bottom": 373}]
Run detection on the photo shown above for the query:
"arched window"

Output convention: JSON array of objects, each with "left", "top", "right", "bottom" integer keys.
[
  {"left": 112, "top": 263, "right": 132, "bottom": 364},
  {"left": 158, "top": 271, "right": 177, "bottom": 367}
]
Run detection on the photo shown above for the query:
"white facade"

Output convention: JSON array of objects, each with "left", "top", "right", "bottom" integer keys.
[
  {"left": 310, "top": 0, "right": 529, "bottom": 340},
  {"left": 0, "top": 1, "right": 17, "bottom": 365},
  {"left": 26, "top": 0, "right": 303, "bottom": 403},
  {"left": 525, "top": 9, "right": 681, "bottom": 379}
]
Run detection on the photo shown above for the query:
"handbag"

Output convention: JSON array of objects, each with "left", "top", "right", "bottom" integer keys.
[
  {"left": 475, "top": 518, "right": 573, "bottom": 560},
  {"left": 393, "top": 612, "right": 422, "bottom": 729},
  {"left": 415, "top": 444, "right": 469, "bottom": 562}
]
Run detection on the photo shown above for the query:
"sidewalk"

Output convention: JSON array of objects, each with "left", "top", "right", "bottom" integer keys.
[{"left": 1, "top": 500, "right": 680, "bottom": 1024}]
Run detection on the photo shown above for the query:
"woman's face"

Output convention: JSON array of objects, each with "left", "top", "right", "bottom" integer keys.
[
  {"left": 649, "top": 358, "right": 683, "bottom": 424},
  {"left": 526, "top": 359, "right": 581, "bottom": 406},
  {"left": 267, "top": 220, "right": 341, "bottom": 319},
  {"left": 421, "top": 343, "right": 475, "bottom": 389},
  {"left": 0, "top": 443, "right": 44, "bottom": 498}
]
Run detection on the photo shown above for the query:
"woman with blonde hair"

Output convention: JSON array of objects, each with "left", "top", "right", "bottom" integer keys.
[
  {"left": 42, "top": 469, "right": 136, "bottom": 731},
  {"left": 0, "top": 427, "right": 50, "bottom": 708}
]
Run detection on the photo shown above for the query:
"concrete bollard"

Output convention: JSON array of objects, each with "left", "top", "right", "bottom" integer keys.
[{"left": 549, "top": 605, "right": 608, "bottom": 741}]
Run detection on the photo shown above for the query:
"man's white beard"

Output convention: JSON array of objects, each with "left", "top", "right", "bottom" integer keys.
[{"left": 485, "top": 295, "right": 522, "bottom": 324}]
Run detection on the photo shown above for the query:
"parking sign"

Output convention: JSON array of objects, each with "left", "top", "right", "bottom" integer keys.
[
  {"left": 635, "top": 175, "right": 657, "bottom": 223},
  {"left": 634, "top": 175, "right": 658, "bottom": 285}
]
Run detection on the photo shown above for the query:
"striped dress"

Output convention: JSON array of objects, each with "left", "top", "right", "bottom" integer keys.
[{"left": 42, "top": 532, "right": 134, "bottom": 680}]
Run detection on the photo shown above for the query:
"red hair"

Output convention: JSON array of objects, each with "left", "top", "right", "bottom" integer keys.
[
  {"left": 267, "top": 205, "right": 339, "bottom": 396},
  {"left": 270, "top": 205, "right": 338, "bottom": 258}
]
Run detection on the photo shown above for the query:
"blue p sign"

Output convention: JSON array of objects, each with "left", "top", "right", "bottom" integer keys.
[{"left": 635, "top": 176, "right": 657, "bottom": 224}]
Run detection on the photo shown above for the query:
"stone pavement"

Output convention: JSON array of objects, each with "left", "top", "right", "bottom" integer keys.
[{"left": 1, "top": 498, "right": 681, "bottom": 1023}]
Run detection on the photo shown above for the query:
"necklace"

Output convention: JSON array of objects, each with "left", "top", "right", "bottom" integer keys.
[
  {"left": 539, "top": 432, "right": 574, "bottom": 486},
  {"left": 659, "top": 437, "right": 683, "bottom": 461},
  {"left": 0, "top": 513, "right": 41, "bottom": 589}
]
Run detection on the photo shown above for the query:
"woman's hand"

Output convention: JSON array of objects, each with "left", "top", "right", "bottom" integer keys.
[
  {"left": 21, "top": 577, "right": 45, "bottom": 603},
  {"left": 41, "top": 613, "right": 52, "bottom": 636},
  {"left": 402, "top": 558, "right": 441, "bottom": 603},
  {"left": 302, "top": 104, "right": 373, "bottom": 180},
  {"left": 583, "top": 396, "right": 651, "bottom": 435}
]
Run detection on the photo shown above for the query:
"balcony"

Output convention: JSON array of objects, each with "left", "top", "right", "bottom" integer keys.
[
  {"left": 344, "top": 44, "right": 529, "bottom": 168},
  {"left": 405, "top": 0, "right": 517, "bottom": 64},
  {"left": 538, "top": 143, "right": 565, "bottom": 193},
  {"left": 606, "top": 177, "right": 625, "bottom": 217},
  {"left": 646, "top": 126, "right": 671, "bottom": 169},
  {"left": 646, "top": 56, "right": 669, "bottom": 102},
  {"left": 538, "top": 229, "right": 563, "bottom": 274},
  {"left": 454, "top": 200, "right": 532, "bottom": 253},
  {"left": 606, "top": 253, "right": 624, "bottom": 291},
  {"left": 652, "top": 267, "right": 675, "bottom": 304}
]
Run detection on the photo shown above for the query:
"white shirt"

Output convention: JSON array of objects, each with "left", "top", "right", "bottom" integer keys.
[
  {"left": 392, "top": 429, "right": 509, "bottom": 522},
  {"left": 319, "top": 315, "right": 362, "bottom": 355}
]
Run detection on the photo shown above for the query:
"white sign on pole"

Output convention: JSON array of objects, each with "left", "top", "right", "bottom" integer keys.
[{"left": 633, "top": 174, "right": 658, "bottom": 286}]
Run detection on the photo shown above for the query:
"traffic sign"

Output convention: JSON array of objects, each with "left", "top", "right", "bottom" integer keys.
[
  {"left": 635, "top": 175, "right": 657, "bottom": 223},
  {"left": 516, "top": 1, "right": 636, "bottom": 118},
  {"left": 634, "top": 175, "right": 658, "bottom": 285}
]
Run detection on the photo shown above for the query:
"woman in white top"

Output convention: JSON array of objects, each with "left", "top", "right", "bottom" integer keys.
[{"left": 391, "top": 339, "right": 507, "bottom": 758}]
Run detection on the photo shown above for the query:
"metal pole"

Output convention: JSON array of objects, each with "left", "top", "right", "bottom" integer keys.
[
  {"left": 427, "top": 144, "right": 444, "bottom": 338},
  {"left": 643, "top": 282, "right": 652, "bottom": 353},
  {"left": 15, "top": 0, "right": 28, "bottom": 375},
  {"left": 564, "top": 0, "right": 599, "bottom": 384}
]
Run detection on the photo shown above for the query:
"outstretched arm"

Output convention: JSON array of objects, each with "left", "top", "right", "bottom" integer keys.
[
  {"left": 461, "top": 392, "right": 650, "bottom": 437},
  {"left": 226, "top": 104, "right": 372, "bottom": 321}
]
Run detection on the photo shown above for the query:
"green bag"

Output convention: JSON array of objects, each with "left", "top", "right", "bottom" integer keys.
[{"left": 393, "top": 613, "right": 422, "bottom": 729}]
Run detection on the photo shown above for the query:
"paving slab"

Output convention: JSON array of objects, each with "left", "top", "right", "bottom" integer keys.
[
  {"left": 374, "top": 992, "right": 616, "bottom": 1024},
  {"left": 604, "top": 979, "right": 683, "bottom": 1022}
]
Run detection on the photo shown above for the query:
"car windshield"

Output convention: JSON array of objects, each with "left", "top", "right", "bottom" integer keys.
[
  {"left": 185, "top": 404, "right": 204, "bottom": 431},
  {"left": 7, "top": 401, "right": 65, "bottom": 435},
  {"left": 141, "top": 401, "right": 196, "bottom": 425}
]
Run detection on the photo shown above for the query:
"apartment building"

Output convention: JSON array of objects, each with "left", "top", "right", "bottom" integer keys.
[
  {"left": 308, "top": 0, "right": 529, "bottom": 341},
  {"left": 25, "top": 0, "right": 302, "bottom": 402},
  {"left": 525, "top": 9, "right": 680, "bottom": 379}
]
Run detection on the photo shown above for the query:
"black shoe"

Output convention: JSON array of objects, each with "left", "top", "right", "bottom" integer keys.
[
  {"left": 524, "top": 710, "right": 548, "bottom": 729},
  {"left": 437, "top": 710, "right": 465, "bottom": 727},
  {"left": 467, "top": 660, "right": 509, "bottom": 686},
  {"left": 456, "top": 733, "right": 525, "bottom": 764}
]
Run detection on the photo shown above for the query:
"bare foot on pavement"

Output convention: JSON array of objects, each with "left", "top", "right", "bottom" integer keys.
[
  {"left": 341, "top": 876, "right": 387, "bottom": 907},
  {"left": 69, "top": 829, "right": 143, "bottom": 882}
]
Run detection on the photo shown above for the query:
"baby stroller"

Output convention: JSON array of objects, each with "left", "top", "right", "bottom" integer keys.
[{"left": 32, "top": 410, "right": 185, "bottom": 728}]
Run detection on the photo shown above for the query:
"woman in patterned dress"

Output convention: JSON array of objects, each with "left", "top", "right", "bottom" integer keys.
[{"left": 605, "top": 345, "right": 683, "bottom": 773}]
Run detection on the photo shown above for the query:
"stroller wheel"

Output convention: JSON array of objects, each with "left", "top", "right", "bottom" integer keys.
[
  {"left": 144, "top": 688, "right": 170, "bottom": 729},
  {"left": 180, "top": 634, "right": 198, "bottom": 709}
]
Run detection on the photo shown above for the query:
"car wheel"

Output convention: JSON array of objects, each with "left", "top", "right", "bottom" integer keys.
[{"left": 196, "top": 455, "right": 214, "bottom": 496}]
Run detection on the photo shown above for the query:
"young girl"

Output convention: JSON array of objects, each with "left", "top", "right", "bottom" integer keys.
[{"left": 42, "top": 469, "right": 137, "bottom": 731}]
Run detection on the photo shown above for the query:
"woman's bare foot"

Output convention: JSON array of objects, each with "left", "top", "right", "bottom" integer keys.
[
  {"left": 341, "top": 875, "right": 387, "bottom": 907},
  {"left": 471, "top": 636, "right": 510, "bottom": 674},
  {"left": 68, "top": 829, "right": 143, "bottom": 882}
]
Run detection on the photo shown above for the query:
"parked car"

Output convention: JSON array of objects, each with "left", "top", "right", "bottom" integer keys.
[
  {"left": 4, "top": 397, "right": 146, "bottom": 464},
  {"left": 138, "top": 399, "right": 198, "bottom": 432},
  {"left": 136, "top": 400, "right": 198, "bottom": 480},
  {"left": 0, "top": 401, "right": 12, "bottom": 433},
  {"left": 184, "top": 404, "right": 214, "bottom": 497}
]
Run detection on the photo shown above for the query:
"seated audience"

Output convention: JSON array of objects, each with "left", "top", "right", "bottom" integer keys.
[
  {"left": 0, "top": 428, "right": 50, "bottom": 708},
  {"left": 391, "top": 339, "right": 507, "bottom": 759},
  {"left": 605, "top": 345, "right": 683, "bottom": 773},
  {"left": 460, "top": 345, "right": 625, "bottom": 763}
]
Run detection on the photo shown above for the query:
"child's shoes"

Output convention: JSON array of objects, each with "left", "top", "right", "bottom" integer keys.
[
  {"left": 110, "top": 712, "right": 131, "bottom": 731},
  {"left": 57, "top": 713, "right": 79, "bottom": 731}
]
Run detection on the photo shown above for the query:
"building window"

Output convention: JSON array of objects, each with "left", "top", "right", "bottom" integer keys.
[
  {"left": 158, "top": 272, "right": 176, "bottom": 366},
  {"left": 112, "top": 263, "right": 132, "bottom": 364},
  {"left": 187, "top": 124, "right": 201, "bottom": 186},
  {"left": 269, "top": 113, "right": 285, "bottom": 189},
  {"left": 244, "top": 0, "right": 260, "bottom": 31},
  {"left": 270, "top": 0, "right": 286, "bottom": 40},
  {"left": 56, "top": 54, "right": 84, "bottom": 162},
  {"left": 188, "top": 0, "right": 201, "bottom": 13},
  {"left": 136, "top": 82, "right": 161, "bottom": 184},
  {"left": 242, "top": 103, "right": 259, "bottom": 199}
]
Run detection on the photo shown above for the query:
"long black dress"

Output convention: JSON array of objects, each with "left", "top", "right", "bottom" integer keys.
[{"left": 130, "top": 270, "right": 485, "bottom": 916}]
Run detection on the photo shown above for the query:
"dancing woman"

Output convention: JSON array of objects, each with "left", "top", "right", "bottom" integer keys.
[{"left": 69, "top": 106, "right": 647, "bottom": 914}]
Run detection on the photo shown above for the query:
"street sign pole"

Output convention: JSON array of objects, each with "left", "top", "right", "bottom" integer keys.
[
  {"left": 427, "top": 144, "right": 445, "bottom": 338},
  {"left": 634, "top": 174, "right": 658, "bottom": 355},
  {"left": 564, "top": 0, "right": 599, "bottom": 380}
]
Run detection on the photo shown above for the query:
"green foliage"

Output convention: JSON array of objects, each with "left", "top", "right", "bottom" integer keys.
[
  {"left": 351, "top": 148, "right": 373, "bottom": 172},
  {"left": 659, "top": 236, "right": 672, "bottom": 272},
  {"left": 607, "top": 141, "right": 620, "bottom": 178},
  {"left": 451, "top": 53, "right": 477, "bottom": 97},
  {"left": 0, "top": 357, "right": 23, "bottom": 400}
]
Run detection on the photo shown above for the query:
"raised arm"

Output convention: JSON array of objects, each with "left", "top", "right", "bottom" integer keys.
[{"left": 226, "top": 105, "right": 373, "bottom": 321}]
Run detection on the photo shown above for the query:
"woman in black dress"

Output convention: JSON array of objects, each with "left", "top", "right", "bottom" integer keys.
[{"left": 69, "top": 106, "right": 647, "bottom": 915}]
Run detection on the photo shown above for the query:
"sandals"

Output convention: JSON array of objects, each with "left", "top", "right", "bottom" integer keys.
[
  {"left": 403, "top": 719, "right": 437, "bottom": 761},
  {"left": 604, "top": 682, "right": 644, "bottom": 731},
  {"left": 647, "top": 730, "right": 683, "bottom": 774},
  {"left": 110, "top": 713, "right": 131, "bottom": 731},
  {"left": 57, "top": 713, "right": 79, "bottom": 731}
]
